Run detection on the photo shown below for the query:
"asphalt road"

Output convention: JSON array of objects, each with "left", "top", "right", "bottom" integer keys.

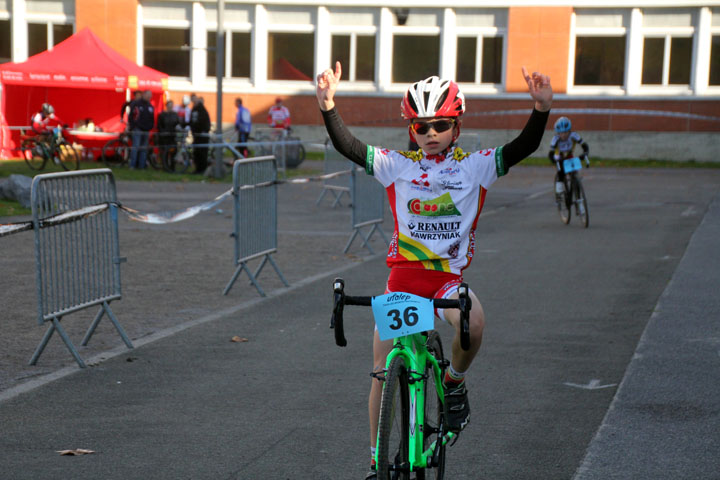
[{"left": 0, "top": 165, "right": 718, "bottom": 479}]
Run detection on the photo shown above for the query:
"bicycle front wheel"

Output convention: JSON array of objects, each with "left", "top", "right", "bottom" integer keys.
[
  {"left": 378, "top": 356, "right": 411, "bottom": 480},
  {"left": 164, "top": 146, "right": 191, "bottom": 174},
  {"left": 555, "top": 173, "right": 571, "bottom": 225},
  {"left": 416, "top": 331, "right": 446, "bottom": 480},
  {"left": 56, "top": 140, "right": 80, "bottom": 170},
  {"left": 21, "top": 139, "right": 47, "bottom": 170},
  {"left": 101, "top": 138, "right": 129, "bottom": 167},
  {"left": 574, "top": 177, "right": 589, "bottom": 228}
]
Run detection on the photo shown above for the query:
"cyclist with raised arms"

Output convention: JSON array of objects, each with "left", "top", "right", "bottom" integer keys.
[
  {"left": 316, "top": 62, "right": 552, "bottom": 479},
  {"left": 548, "top": 116, "right": 589, "bottom": 197}
]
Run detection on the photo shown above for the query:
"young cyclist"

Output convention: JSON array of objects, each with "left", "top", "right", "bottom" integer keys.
[
  {"left": 548, "top": 116, "right": 589, "bottom": 196},
  {"left": 316, "top": 62, "right": 553, "bottom": 479}
]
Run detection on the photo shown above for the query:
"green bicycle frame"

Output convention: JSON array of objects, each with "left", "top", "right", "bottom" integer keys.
[{"left": 375, "top": 331, "right": 456, "bottom": 472}]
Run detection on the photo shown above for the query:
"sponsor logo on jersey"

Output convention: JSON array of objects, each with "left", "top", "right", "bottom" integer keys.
[
  {"left": 440, "top": 180, "right": 463, "bottom": 191},
  {"left": 407, "top": 220, "right": 461, "bottom": 241},
  {"left": 408, "top": 192, "right": 461, "bottom": 217}
]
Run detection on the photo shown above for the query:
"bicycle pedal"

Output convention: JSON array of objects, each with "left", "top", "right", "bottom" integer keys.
[{"left": 370, "top": 371, "right": 386, "bottom": 382}]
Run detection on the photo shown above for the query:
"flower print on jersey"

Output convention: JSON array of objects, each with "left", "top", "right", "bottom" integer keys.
[
  {"left": 387, "top": 231, "right": 399, "bottom": 259},
  {"left": 426, "top": 153, "right": 445, "bottom": 164},
  {"left": 412, "top": 173, "right": 430, "bottom": 189},
  {"left": 398, "top": 150, "right": 424, "bottom": 162},
  {"left": 452, "top": 147, "right": 471, "bottom": 162},
  {"left": 448, "top": 240, "right": 461, "bottom": 259}
]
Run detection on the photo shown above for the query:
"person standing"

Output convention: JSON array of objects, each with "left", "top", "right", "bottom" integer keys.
[
  {"left": 129, "top": 90, "right": 154, "bottom": 169},
  {"left": 267, "top": 97, "right": 291, "bottom": 130},
  {"left": 234, "top": 97, "right": 252, "bottom": 157},
  {"left": 190, "top": 96, "right": 211, "bottom": 174},
  {"left": 157, "top": 99, "right": 181, "bottom": 169}
]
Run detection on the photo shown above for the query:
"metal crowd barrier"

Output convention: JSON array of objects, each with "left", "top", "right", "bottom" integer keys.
[
  {"left": 223, "top": 155, "right": 289, "bottom": 297},
  {"left": 317, "top": 143, "right": 352, "bottom": 207},
  {"left": 344, "top": 161, "right": 390, "bottom": 254},
  {"left": 29, "top": 169, "right": 132, "bottom": 368}
]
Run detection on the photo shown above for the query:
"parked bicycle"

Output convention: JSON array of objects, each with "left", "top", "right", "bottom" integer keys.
[
  {"left": 101, "top": 131, "right": 162, "bottom": 170},
  {"left": 331, "top": 278, "right": 472, "bottom": 480},
  {"left": 254, "top": 127, "right": 306, "bottom": 170},
  {"left": 20, "top": 127, "right": 80, "bottom": 171},
  {"left": 555, "top": 156, "right": 589, "bottom": 228},
  {"left": 162, "top": 131, "right": 192, "bottom": 174}
]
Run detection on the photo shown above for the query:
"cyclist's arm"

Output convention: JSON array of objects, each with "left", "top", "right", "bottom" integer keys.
[
  {"left": 321, "top": 107, "right": 367, "bottom": 168},
  {"left": 500, "top": 108, "right": 550, "bottom": 172},
  {"left": 581, "top": 141, "right": 589, "bottom": 156}
]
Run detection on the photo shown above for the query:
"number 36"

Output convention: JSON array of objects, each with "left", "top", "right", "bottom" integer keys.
[{"left": 387, "top": 306, "right": 419, "bottom": 330}]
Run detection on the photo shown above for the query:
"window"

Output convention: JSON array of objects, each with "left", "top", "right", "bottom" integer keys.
[
  {"left": 0, "top": 19, "right": 11, "bottom": 63},
  {"left": 143, "top": 27, "right": 190, "bottom": 77},
  {"left": 28, "top": 23, "right": 48, "bottom": 56},
  {"left": 27, "top": 22, "right": 73, "bottom": 56},
  {"left": 641, "top": 36, "right": 692, "bottom": 85},
  {"left": 231, "top": 32, "right": 251, "bottom": 78},
  {"left": 392, "top": 35, "right": 439, "bottom": 83},
  {"left": 575, "top": 36, "right": 626, "bottom": 86},
  {"left": 456, "top": 36, "right": 502, "bottom": 84},
  {"left": 711, "top": 35, "right": 720, "bottom": 86},
  {"left": 573, "top": 9, "right": 628, "bottom": 87},
  {"left": 331, "top": 34, "right": 375, "bottom": 81},
  {"left": 454, "top": 9, "right": 506, "bottom": 86},
  {"left": 268, "top": 32, "right": 314, "bottom": 81},
  {"left": 640, "top": 9, "right": 695, "bottom": 87},
  {"left": 207, "top": 31, "right": 251, "bottom": 78}
]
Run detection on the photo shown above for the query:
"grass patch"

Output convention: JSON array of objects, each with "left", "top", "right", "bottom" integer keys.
[
  {"left": 0, "top": 199, "right": 31, "bottom": 218},
  {"left": 1, "top": 154, "right": 324, "bottom": 184}
]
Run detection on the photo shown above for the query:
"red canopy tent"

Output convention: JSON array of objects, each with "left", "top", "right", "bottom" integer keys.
[{"left": 0, "top": 27, "right": 168, "bottom": 159}]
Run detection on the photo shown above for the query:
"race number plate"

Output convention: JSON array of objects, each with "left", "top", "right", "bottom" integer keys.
[
  {"left": 563, "top": 157, "right": 582, "bottom": 173},
  {"left": 371, "top": 292, "right": 434, "bottom": 341}
]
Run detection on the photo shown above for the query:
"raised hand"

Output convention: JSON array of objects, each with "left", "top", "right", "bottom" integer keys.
[
  {"left": 521, "top": 66, "right": 553, "bottom": 112},
  {"left": 316, "top": 61, "right": 342, "bottom": 111}
]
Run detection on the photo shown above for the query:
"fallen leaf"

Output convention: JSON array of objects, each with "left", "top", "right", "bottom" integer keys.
[
  {"left": 57, "top": 449, "right": 95, "bottom": 456},
  {"left": 230, "top": 336, "right": 249, "bottom": 343}
]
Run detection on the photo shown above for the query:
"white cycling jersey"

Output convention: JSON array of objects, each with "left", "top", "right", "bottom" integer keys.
[
  {"left": 550, "top": 131, "right": 583, "bottom": 158},
  {"left": 367, "top": 145, "right": 504, "bottom": 275}
]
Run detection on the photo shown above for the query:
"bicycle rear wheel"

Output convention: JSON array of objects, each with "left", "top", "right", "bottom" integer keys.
[
  {"left": 574, "top": 177, "right": 589, "bottom": 228},
  {"left": 101, "top": 138, "right": 129, "bottom": 167},
  {"left": 56, "top": 140, "right": 80, "bottom": 170},
  {"left": 378, "top": 356, "right": 411, "bottom": 480},
  {"left": 555, "top": 173, "right": 571, "bottom": 225},
  {"left": 416, "top": 331, "right": 446, "bottom": 480},
  {"left": 21, "top": 138, "right": 47, "bottom": 170}
]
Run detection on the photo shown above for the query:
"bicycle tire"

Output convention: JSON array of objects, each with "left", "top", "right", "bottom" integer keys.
[
  {"left": 147, "top": 147, "right": 162, "bottom": 170},
  {"left": 56, "top": 140, "right": 80, "bottom": 171},
  {"left": 164, "top": 146, "right": 191, "bottom": 174},
  {"left": 574, "top": 177, "right": 589, "bottom": 228},
  {"left": 101, "top": 138, "right": 129, "bottom": 167},
  {"left": 555, "top": 173, "right": 571, "bottom": 225},
  {"left": 416, "top": 331, "right": 446, "bottom": 480},
  {"left": 21, "top": 138, "right": 47, "bottom": 170},
  {"left": 377, "top": 356, "right": 411, "bottom": 480}
]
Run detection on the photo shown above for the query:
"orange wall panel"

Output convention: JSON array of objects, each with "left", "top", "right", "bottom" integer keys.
[
  {"left": 506, "top": 7, "right": 572, "bottom": 94},
  {"left": 76, "top": 0, "right": 138, "bottom": 62}
]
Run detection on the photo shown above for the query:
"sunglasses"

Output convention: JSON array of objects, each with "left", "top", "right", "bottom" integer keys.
[{"left": 411, "top": 119, "right": 455, "bottom": 135}]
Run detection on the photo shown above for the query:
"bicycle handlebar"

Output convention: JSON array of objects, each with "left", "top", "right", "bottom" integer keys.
[{"left": 331, "top": 277, "right": 472, "bottom": 351}]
